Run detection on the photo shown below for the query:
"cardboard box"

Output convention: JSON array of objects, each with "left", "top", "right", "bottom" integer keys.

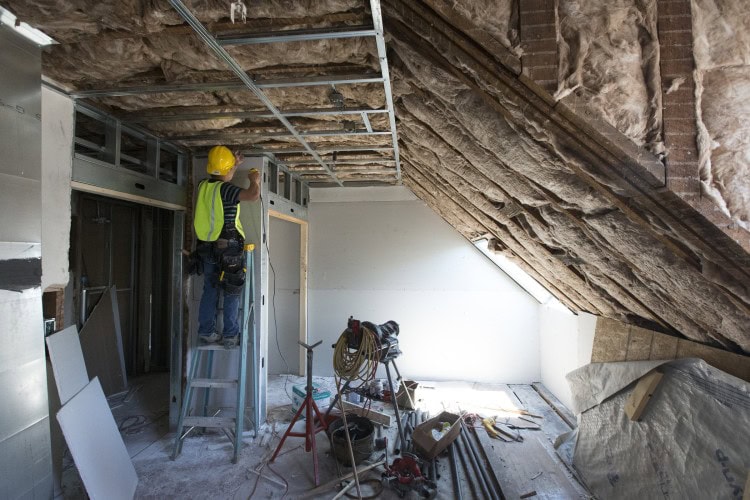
[
  {"left": 396, "top": 380, "right": 422, "bottom": 410},
  {"left": 412, "top": 411, "right": 461, "bottom": 460},
  {"left": 292, "top": 383, "right": 330, "bottom": 418}
]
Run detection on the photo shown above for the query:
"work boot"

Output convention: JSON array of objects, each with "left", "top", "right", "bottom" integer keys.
[
  {"left": 223, "top": 335, "right": 239, "bottom": 349},
  {"left": 199, "top": 332, "right": 222, "bottom": 344}
]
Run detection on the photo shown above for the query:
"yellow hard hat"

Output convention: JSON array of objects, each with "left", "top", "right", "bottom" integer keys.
[{"left": 207, "top": 145, "right": 236, "bottom": 175}]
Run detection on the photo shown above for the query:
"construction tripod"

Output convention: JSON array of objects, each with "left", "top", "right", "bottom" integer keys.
[{"left": 171, "top": 244, "right": 256, "bottom": 463}]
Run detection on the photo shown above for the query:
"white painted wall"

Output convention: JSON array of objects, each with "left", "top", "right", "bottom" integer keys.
[
  {"left": 268, "top": 216, "right": 300, "bottom": 375},
  {"left": 539, "top": 306, "right": 597, "bottom": 410},
  {"left": 308, "top": 186, "right": 541, "bottom": 383},
  {"left": 41, "top": 87, "right": 74, "bottom": 291}
]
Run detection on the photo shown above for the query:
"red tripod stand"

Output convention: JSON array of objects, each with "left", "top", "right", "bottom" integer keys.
[{"left": 270, "top": 340, "right": 328, "bottom": 485}]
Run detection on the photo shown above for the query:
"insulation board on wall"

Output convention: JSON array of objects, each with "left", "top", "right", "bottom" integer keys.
[
  {"left": 79, "top": 286, "right": 128, "bottom": 395},
  {"left": 45, "top": 325, "right": 88, "bottom": 405},
  {"left": 56, "top": 377, "right": 137, "bottom": 500}
]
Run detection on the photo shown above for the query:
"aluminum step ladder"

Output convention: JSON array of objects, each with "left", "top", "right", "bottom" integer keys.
[{"left": 172, "top": 244, "right": 256, "bottom": 463}]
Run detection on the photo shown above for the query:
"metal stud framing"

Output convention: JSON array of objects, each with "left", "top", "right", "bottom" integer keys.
[
  {"left": 71, "top": 73, "right": 383, "bottom": 98},
  {"left": 169, "top": 0, "right": 343, "bottom": 186},
  {"left": 68, "top": 3, "right": 402, "bottom": 185}
]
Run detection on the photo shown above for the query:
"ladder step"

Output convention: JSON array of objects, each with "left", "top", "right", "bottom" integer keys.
[
  {"left": 191, "top": 378, "right": 238, "bottom": 389},
  {"left": 183, "top": 416, "right": 236, "bottom": 428},
  {"left": 197, "top": 344, "right": 240, "bottom": 351}
]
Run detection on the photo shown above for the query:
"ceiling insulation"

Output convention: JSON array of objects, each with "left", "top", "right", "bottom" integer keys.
[{"left": 4, "top": 0, "right": 748, "bottom": 352}]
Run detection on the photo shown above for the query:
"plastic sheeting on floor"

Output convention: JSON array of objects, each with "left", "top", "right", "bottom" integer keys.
[{"left": 557, "top": 358, "right": 749, "bottom": 499}]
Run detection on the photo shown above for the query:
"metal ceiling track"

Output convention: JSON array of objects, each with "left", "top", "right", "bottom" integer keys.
[
  {"left": 168, "top": 0, "right": 342, "bottom": 185},
  {"left": 124, "top": 106, "right": 388, "bottom": 123},
  {"left": 240, "top": 145, "right": 394, "bottom": 155},
  {"left": 168, "top": 129, "right": 391, "bottom": 142},
  {"left": 216, "top": 25, "right": 376, "bottom": 46},
  {"left": 370, "top": 0, "right": 402, "bottom": 183},
  {"left": 71, "top": 73, "right": 383, "bottom": 98}
]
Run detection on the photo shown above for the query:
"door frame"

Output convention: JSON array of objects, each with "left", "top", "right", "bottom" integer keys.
[{"left": 268, "top": 210, "right": 308, "bottom": 377}]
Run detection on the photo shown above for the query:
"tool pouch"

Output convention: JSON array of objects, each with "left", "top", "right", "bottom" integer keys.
[{"left": 219, "top": 245, "right": 245, "bottom": 295}]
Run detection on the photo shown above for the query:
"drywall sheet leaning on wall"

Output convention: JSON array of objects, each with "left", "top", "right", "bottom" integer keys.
[
  {"left": 46, "top": 325, "right": 88, "bottom": 405},
  {"left": 559, "top": 359, "right": 749, "bottom": 499},
  {"left": 79, "top": 286, "right": 127, "bottom": 396},
  {"left": 56, "top": 377, "right": 137, "bottom": 500}
]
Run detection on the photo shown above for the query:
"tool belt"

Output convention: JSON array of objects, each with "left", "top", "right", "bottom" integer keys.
[
  {"left": 192, "top": 231, "right": 246, "bottom": 295},
  {"left": 216, "top": 231, "right": 246, "bottom": 295}
]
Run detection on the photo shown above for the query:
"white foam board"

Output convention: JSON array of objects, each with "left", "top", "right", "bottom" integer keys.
[
  {"left": 46, "top": 325, "right": 88, "bottom": 405},
  {"left": 56, "top": 377, "right": 137, "bottom": 500}
]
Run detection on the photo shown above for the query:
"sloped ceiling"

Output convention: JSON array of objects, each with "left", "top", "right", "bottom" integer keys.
[{"left": 5, "top": 0, "right": 748, "bottom": 352}]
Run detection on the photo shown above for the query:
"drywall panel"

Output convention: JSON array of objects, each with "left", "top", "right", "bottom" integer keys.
[
  {"left": 41, "top": 86, "right": 74, "bottom": 290},
  {"left": 79, "top": 286, "right": 128, "bottom": 395},
  {"left": 56, "top": 377, "right": 137, "bottom": 500},
  {"left": 539, "top": 307, "right": 597, "bottom": 411},
  {"left": 0, "top": 288, "right": 52, "bottom": 498},
  {"left": 308, "top": 191, "right": 540, "bottom": 383},
  {"left": 46, "top": 325, "right": 88, "bottom": 405},
  {"left": 0, "top": 26, "right": 52, "bottom": 499},
  {"left": 268, "top": 216, "right": 300, "bottom": 375},
  {"left": 0, "top": 417, "right": 53, "bottom": 500},
  {"left": 0, "top": 26, "right": 41, "bottom": 244}
]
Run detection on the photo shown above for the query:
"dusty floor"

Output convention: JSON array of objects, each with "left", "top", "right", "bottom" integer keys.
[{"left": 58, "top": 372, "right": 589, "bottom": 499}]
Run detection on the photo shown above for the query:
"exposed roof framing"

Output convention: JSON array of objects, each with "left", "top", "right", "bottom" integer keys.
[{"left": 70, "top": 73, "right": 384, "bottom": 98}]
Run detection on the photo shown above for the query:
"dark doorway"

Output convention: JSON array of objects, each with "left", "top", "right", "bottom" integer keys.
[{"left": 71, "top": 192, "right": 174, "bottom": 376}]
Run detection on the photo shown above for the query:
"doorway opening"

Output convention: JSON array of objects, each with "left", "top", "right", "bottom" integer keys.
[
  {"left": 267, "top": 214, "right": 305, "bottom": 377},
  {"left": 70, "top": 192, "right": 176, "bottom": 377}
]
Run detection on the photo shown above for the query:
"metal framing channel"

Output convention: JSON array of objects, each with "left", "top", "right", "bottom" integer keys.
[
  {"left": 240, "top": 145, "right": 394, "bottom": 155},
  {"left": 217, "top": 25, "right": 376, "bottom": 46},
  {"left": 70, "top": 74, "right": 383, "bottom": 98},
  {"left": 281, "top": 157, "right": 395, "bottom": 165},
  {"left": 169, "top": 0, "right": 342, "bottom": 186},
  {"left": 169, "top": 210, "right": 185, "bottom": 429},
  {"left": 168, "top": 129, "right": 391, "bottom": 142},
  {"left": 370, "top": 0, "right": 402, "bottom": 183},
  {"left": 127, "top": 107, "right": 388, "bottom": 123}
]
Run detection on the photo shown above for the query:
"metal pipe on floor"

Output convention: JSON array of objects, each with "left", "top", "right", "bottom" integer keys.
[
  {"left": 454, "top": 430, "right": 480, "bottom": 499},
  {"left": 468, "top": 424, "right": 505, "bottom": 498},
  {"left": 459, "top": 424, "right": 493, "bottom": 500},
  {"left": 461, "top": 421, "right": 502, "bottom": 500},
  {"left": 448, "top": 443, "right": 464, "bottom": 500}
]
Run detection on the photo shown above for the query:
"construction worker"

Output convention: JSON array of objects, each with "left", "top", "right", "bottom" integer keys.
[{"left": 193, "top": 145, "right": 260, "bottom": 348}]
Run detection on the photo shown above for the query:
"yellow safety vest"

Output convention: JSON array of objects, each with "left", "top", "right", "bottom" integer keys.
[{"left": 193, "top": 180, "right": 245, "bottom": 241}]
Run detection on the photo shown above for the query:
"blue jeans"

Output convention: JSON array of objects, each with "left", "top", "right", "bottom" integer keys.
[{"left": 198, "top": 258, "right": 241, "bottom": 338}]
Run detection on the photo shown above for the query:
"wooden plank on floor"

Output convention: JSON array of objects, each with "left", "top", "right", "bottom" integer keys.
[
  {"left": 475, "top": 428, "right": 588, "bottom": 499},
  {"left": 531, "top": 383, "right": 576, "bottom": 429},
  {"left": 508, "top": 385, "right": 572, "bottom": 443}
]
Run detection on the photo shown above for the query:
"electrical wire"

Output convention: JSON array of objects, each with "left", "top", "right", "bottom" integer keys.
[
  {"left": 255, "top": 191, "right": 293, "bottom": 400},
  {"left": 332, "top": 326, "right": 379, "bottom": 388}
]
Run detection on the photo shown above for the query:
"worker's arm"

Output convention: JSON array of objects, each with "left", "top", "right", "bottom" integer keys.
[{"left": 238, "top": 169, "right": 260, "bottom": 201}]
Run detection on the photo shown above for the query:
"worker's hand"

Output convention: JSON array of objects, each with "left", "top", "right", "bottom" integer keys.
[
  {"left": 234, "top": 151, "right": 245, "bottom": 166},
  {"left": 248, "top": 168, "right": 260, "bottom": 184}
]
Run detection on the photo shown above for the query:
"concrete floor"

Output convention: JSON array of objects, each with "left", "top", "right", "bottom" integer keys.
[{"left": 58, "top": 373, "right": 587, "bottom": 499}]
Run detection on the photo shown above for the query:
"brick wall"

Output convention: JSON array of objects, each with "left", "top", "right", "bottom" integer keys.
[{"left": 519, "top": 0, "right": 557, "bottom": 93}]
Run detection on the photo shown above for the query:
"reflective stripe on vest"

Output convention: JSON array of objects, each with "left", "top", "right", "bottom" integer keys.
[{"left": 193, "top": 180, "right": 245, "bottom": 241}]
